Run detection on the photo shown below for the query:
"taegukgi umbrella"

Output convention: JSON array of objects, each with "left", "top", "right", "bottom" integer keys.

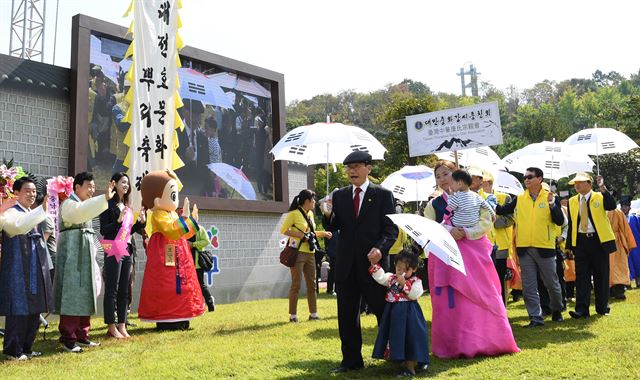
[
  {"left": 493, "top": 170, "right": 524, "bottom": 196},
  {"left": 206, "top": 163, "right": 256, "bottom": 200},
  {"left": 270, "top": 120, "right": 387, "bottom": 193},
  {"left": 178, "top": 68, "right": 234, "bottom": 110},
  {"left": 386, "top": 213, "right": 465, "bottom": 275},
  {"left": 502, "top": 141, "right": 594, "bottom": 180},
  {"left": 436, "top": 146, "right": 506, "bottom": 171},
  {"left": 380, "top": 165, "right": 436, "bottom": 203},
  {"left": 564, "top": 127, "right": 639, "bottom": 174}
]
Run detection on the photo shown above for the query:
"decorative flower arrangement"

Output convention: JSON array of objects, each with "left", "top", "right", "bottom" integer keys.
[
  {"left": 46, "top": 176, "right": 74, "bottom": 202},
  {"left": 0, "top": 160, "right": 28, "bottom": 200}
]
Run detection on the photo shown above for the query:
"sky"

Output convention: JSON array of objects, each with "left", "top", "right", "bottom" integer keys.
[{"left": 2, "top": 0, "right": 640, "bottom": 102}]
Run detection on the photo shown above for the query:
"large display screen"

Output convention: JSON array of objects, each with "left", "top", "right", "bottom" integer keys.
[{"left": 87, "top": 33, "right": 275, "bottom": 202}]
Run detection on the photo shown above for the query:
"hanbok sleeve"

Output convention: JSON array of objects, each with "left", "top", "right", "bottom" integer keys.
[
  {"left": 404, "top": 278, "right": 424, "bottom": 300},
  {"left": 61, "top": 195, "right": 108, "bottom": 225},
  {"left": 423, "top": 200, "right": 436, "bottom": 221},
  {"left": 152, "top": 210, "right": 198, "bottom": 240},
  {"left": 369, "top": 264, "right": 393, "bottom": 286},
  {"left": 464, "top": 207, "right": 492, "bottom": 240},
  {"left": 1, "top": 205, "right": 47, "bottom": 237}
]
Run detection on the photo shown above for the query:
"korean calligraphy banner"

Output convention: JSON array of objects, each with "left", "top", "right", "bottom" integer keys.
[
  {"left": 122, "top": 0, "right": 185, "bottom": 210},
  {"left": 405, "top": 102, "right": 503, "bottom": 157}
]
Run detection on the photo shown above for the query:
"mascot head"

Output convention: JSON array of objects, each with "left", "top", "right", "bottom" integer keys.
[{"left": 140, "top": 170, "right": 179, "bottom": 211}]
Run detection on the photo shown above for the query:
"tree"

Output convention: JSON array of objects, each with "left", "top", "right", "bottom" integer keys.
[{"left": 375, "top": 95, "right": 439, "bottom": 178}]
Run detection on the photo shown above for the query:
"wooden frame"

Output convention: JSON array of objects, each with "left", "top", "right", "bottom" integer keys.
[{"left": 70, "top": 14, "right": 288, "bottom": 213}]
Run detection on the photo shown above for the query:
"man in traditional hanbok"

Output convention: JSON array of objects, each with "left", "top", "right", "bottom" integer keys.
[
  {"left": 53, "top": 172, "right": 114, "bottom": 353},
  {"left": 607, "top": 206, "right": 636, "bottom": 299},
  {"left": 0, "top": 178, "right": 53, "bottom": 360}
]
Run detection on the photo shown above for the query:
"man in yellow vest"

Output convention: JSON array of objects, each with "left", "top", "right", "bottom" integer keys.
[
  {"left": 496, "top": 167, "right": 565, "bottom": 327},
  {"left": 566, "top": 173, "right": 617, "bottom": 318},
  {"left": 479, "top": 171, "right": 514, "bottom": 305}
]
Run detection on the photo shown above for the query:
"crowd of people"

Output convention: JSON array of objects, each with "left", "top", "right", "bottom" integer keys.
[
  {"left": 280, "top": 150, "right": 640, "bottom": 377},
  {"left": 1, "top": 147, "right": 638, "bottom": 371},
  {"left": 88, "top": 63, "right": 275, "bottom": 200},
  {"left": 0, "top": 170, "right": 215, "bottom": 360}
]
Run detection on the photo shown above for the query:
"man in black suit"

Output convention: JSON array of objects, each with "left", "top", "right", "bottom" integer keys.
[
  {"left": 176, "top": 101, "right": 209, "bottom": 195},
  {"left": 322, "top": 151, "right": 398, "bottom": 373},
  {"left": 566, "top": 173, "right": 617, "bottom": 318}
]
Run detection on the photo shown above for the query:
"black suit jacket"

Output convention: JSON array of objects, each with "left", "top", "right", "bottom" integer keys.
[
  {"left": 324, "top": 183, "right": 398, "bottom": 282},
  {"left": 177, "top": 127, "right": 209, "bottom": 168}
]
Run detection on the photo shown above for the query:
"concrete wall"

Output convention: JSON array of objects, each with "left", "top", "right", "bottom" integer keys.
[{"left": 0, "top": 83, "right": 308, "bottom": 310}]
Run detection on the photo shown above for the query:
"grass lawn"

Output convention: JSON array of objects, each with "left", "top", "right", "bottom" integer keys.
[{"left": 2, "top": 288, "right": 640, "bottom": 379}]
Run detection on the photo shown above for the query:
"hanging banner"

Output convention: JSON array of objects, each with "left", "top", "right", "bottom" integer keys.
[
  {"left": 123, "top": 0, "right": 185, "bottom": 211},
  {"left": 405, "top": 102, "right": 503, "bottom": 157}
]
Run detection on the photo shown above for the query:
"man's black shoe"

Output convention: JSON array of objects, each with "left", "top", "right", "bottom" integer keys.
[
  {"left": 551, "top": 310, "right": 563, "bottom": 322},
  {"left": 523, "top": 320, "right": 544, "bottom": 328},
  {"left": 569, "top": 311, "right": 589, "bottom": 319},
  {"left": 331, "top": 365, "right": 363, "bottom": 373}
]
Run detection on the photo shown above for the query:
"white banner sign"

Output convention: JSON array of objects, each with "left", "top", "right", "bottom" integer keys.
[
  {"left": 127, "top": 0, "right": 180, "bottom": 210},
  {"left": 405, "top": 102, "right": 502, "bottom": 157}
]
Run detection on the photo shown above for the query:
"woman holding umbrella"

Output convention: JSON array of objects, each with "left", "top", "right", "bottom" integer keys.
[{"left": 423, "top": 160, "right": 519, "bottom": 358}]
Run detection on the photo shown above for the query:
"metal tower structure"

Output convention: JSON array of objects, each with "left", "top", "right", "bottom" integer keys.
[
  {"left": 9, "top": 0, "right": 47, "bottom": 62},
  {"left": 456, "top": 63, "right": 481, "bottom": 97}
]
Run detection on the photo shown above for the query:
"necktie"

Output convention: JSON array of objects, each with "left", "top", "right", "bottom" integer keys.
[
  {"left": 579, "top": 196, "right": 589, "bottom": 233},
  {"left": 354, "top": 187, "right": 362, "bottom": 218}
]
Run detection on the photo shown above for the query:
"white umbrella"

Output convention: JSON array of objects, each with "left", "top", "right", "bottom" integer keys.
[
  {"left": 206, "top": 163, "right": 257, "bottom": 200},
  {"left": 564, "top": 127, "right": 639, "bottom": 174},
  {"left": 271, "top": 122, "right": 386, "bottom": 165},
  {"left": 387, "top": 213, "right": 465, "bottom": 275},
  {"left": 436, "top": 146, "right": 506, "bottom": 171},
  {"left": 494, "top": 170, "right": 524, "bottom": 196},
  {"left": 502, "top": 141, "right": 594, "bottom": 180},
  {"left": 381, "top": 165, "right": 436, "bottom": 203},
  {"left": 178, "top": 68, "right": 234, "bottom": 110},
  {"left": 270, "top": 121, "right": 387, "bottom": 193}
]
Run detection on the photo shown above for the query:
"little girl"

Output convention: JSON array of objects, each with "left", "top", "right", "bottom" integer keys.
[{"left": 369, "top": 249, "right": 429, "bottom": 376}]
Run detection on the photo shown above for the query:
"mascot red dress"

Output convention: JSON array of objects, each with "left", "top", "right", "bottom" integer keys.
[{"left": 138, "top": 170, "right": 205, "bottom": 329}]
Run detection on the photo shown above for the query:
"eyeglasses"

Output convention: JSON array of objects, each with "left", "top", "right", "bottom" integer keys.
[{"left": 523, "top": 175, "right": 537, "bottom": 180}]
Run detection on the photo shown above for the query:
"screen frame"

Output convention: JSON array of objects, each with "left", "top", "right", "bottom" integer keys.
[{"left": 70, "top": 14, "right": 289, "bottom": 213}]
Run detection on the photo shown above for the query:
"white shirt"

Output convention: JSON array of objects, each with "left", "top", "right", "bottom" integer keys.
[
  {"left": 579, "top": 191, "right": 596, "bottom": 233},
  {"left": 352, "top": 179, "right": 370, "bottom": 215}
]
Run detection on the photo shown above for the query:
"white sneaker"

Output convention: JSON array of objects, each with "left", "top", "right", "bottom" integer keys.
[
  {"left": 76, "top": 339, "right": 100, "bottom": 347},
  {"left": 62, "top": 343, "right": 83, "bottom": 353},
  {"left": 6, "top": 354, "right": 29, "bottom": 361},
  {"left": 25, "top": 351, "right": 42, "bottom": 358}
]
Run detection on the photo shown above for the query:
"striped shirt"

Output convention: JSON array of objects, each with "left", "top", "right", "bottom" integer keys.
[{"left": 448, "top": 190, "right": 495, "bottom": 228}]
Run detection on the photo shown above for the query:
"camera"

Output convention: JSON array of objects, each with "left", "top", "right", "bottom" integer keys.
[{"left": 304, "top": 232, "right": 320, "bottom": 252}]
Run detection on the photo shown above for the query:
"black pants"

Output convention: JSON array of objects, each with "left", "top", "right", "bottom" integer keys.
[
  {"left": 495, "top": 258, "right": 507, "bottom": 306},
  {"left": 326, "top": 256, "right": 336, "bottom": 294},
  {"left": 575, "top": 234, "right": 610, "bottom": 315},
  {"left": 103, "top": 254, "right": 132, "bottom": 324},
  {"left": 566, "top": 281, "right": 575, "bottom": 298},
  {"left": 336, "top": 270, "right": 386, "bottom": 369},
  {"left": 538, "top": 251, "right": 567, "bottom": 313},
  {"left": 196, "top": 268, "right": 214, "bottom": 309},
  {"left": 3, "top": 314, "right": 39, "bottom": 357}
]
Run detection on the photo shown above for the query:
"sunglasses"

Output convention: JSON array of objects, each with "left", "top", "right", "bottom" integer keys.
[{"left": 523, "top": 175, "right": 538, "bottom": 180}]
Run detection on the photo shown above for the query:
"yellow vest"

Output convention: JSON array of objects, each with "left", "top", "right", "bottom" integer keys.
[
  {"left": 568, "top": 192, "right": 615, "bottom": 245},
  {"left": 514, "top": 188, "right": 557, "bottom": 249},
  {"left": 389, "top": 229, "right": 407, "bottom": 255},
  {"left": 479, "top": 189, "right": 514, "bottom": 251}
]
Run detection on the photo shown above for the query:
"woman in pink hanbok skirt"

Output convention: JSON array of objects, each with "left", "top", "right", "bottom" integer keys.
[{"left": 424, "top": 161, "right": 519, "bottom": 358}]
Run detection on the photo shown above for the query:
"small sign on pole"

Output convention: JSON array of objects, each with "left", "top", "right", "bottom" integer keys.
[{"left": 405, "top": 102, "right": 503, "bottom": 157}]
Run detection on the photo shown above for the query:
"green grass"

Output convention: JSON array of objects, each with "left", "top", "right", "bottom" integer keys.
[{"left": 3, "top": 289, "right": 640, "bottom": 379}]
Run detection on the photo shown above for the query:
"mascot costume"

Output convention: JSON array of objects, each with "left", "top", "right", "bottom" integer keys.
[{"left": 138, "top": 170, "right": 205, "bottom": 330}]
